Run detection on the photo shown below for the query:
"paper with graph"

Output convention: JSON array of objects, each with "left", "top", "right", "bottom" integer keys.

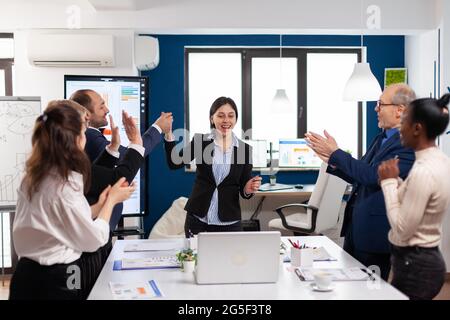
[{"left": 0, "top": 97, "right": 41, "bottom": 207}]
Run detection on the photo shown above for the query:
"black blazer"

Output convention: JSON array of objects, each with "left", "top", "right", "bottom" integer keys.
[
  {"left": 164, "top": 133, "right": 253, "bottom": 222},
  {"left": 86, "top": 147, "right": 144, "bottom": 229}
]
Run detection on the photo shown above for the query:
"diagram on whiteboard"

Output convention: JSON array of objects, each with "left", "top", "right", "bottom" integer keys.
[{"left": 0, "top": 98, "right": 41, "bottom": 206}]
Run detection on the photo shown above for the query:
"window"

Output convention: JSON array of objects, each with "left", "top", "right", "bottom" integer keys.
[
  {"left": 0, "top": 34, "right": 13, "bottom": 96},
  {"left": 251, "top": 56, "right": 298, "bottom": 149},
  {"left": 186, "top": 51, "right": 242, "bottom": 140},
  {"left": 307, "top": 52, "right": 360, "bottom": 157},
  {"left": 0, "top": 212, "right": 12, "bottom": 269},
  {"left": 1, "top": 33, "right": 14, "bottom": 272},
  {"left": 185, "top": 47, "right": 362, "bottom": 160}
]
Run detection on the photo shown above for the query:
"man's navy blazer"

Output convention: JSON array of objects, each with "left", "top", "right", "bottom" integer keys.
[
  {"left": 84, "top": 125, "right": 162, "bottom": 229},
  {"left": 85, "top": 126, "right": 161, "bottom": 162},
  {"left": 327, "top": 131, "right": 415, "bottom": 253}
]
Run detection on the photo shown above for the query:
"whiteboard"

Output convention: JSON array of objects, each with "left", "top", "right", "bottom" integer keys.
[{"left": 0, "top": 97, "right": 41, "bottom": 208}]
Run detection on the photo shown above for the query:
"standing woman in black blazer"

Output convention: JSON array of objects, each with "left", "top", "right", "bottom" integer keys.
[{"left": 164, "top": 97, "right": 262, "bottom": 236}]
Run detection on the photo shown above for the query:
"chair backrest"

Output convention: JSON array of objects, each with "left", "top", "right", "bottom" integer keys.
[
  {"left": 149, "top": 197, "right": 187, "bottom": 239},
  {"left": 310, "top": 162, "right": 348, "bottom": 233}
]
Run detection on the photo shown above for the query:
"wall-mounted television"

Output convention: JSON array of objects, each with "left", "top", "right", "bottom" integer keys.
[{"left": 64, "top": 75, "right": 149, "bottom": 217}]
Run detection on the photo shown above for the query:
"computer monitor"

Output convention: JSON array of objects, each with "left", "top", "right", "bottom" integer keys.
[
  {"left": 64, "top": 75, "right": 148, "bottom": 216},
  {"left": 244, "top": 139, "right": 268, "bottom": 168},
  {"left": 278, "top": 138, "right": 322, "bottom": 168}
]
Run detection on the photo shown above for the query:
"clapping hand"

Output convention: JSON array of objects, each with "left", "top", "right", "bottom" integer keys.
[
  {"left": 109, "top": 115, "right": 120, "bottom": 152},
  {"left": 378, "top": 158, "right": 400, "bottom": 181},
  {"left": 155, "top": 112, "right": 174, "bottom": 134},
  {"left": 305, "top": 130, "right": 338, "bottom": 163},
  {"left": 106, "top": 177, "right": 137, "bottom": 205},
  {"left": 122, "top": 110, "right": 143, "bottom": 146}
]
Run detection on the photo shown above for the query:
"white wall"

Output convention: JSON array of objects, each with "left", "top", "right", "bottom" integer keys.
[
  {"left": 13, "top": 29, "right": 137, "bottom": 106},
  {"left": 405, "top": 30, "right": 438, "bottom": 99},
  {"left": 12, "top": 28, "right": 141, "bottom": 228}
]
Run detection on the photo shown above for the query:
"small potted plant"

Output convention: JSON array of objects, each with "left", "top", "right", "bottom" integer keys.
[{"left": 176, "top": 248, "right": 197, "bottom": 273}]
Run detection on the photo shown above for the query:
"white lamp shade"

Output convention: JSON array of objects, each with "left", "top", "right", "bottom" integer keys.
[
  {"left": 270, "top": 89, "right": 293, "bottom": 113},
  {"left": 343, "top": 62, "right": 382, "bottom": 102}
]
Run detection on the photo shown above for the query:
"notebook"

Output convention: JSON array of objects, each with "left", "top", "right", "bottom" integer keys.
[
  {"left": 195, "top": 231, "right": 281, "bottom": 284},
  {"left": 258, "top": 183, "right": 294, "bottom": 191}
]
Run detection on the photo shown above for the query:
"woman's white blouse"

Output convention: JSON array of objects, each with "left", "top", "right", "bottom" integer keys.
[{"left": 13, "top": 171, "right": 109, "bottom": 265}]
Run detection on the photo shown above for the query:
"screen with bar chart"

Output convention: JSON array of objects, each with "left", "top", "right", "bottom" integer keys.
[
  {"left": 64, "top": 75, "right": 148, "bottom": 216},
  {"left": 278, "top": 138, "right": 322, "bottom": 168}
]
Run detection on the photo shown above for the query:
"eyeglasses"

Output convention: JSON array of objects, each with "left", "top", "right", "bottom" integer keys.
[{"left": 376, "top": 100, "right": 401, "bottom": 108}]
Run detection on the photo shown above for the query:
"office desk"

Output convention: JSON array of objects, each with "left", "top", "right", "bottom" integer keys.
[
  {"left": 246, "top": 185, "right": 315, "bottom": 223},
  {"left": 88, "top": 236, "right": 407, "bottom": 300}
]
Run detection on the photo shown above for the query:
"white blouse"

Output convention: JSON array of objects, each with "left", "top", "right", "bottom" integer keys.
[
  {"left": 13, "top": 171, "right": 110, "bottom": 265},
  {"left": 381, "top": 147, "right": 450, "bottom": 247}
]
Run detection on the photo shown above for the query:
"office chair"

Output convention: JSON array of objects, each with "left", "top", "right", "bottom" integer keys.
[
  {"left": 149, "top": 197, "right": 187, "bottom": 239},
  {"left": 268, "top": 162, "right": 347, "bottom": 235}
]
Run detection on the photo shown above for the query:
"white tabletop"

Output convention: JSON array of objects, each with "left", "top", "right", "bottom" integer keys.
[{"left": 88, "top": 236, "right": 407, "bottom": 300}]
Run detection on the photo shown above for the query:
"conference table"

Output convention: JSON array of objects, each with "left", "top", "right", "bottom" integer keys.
[{"left": 88, "top": 235, "right": 407, "bottom": 300}]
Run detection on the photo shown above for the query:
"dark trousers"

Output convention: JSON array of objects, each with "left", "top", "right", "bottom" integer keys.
[
  {"left": 184, "top": 213, "right": 243, "bottom": 237},
  {"left": 343, "top": 227, "right": 391, "bottom": 281},
  {"left": 391, "top": 244, "right": 446, "bottom": 300},
  {"left": 10, "top": 257, "right": 83, "bottom": 300},
  {"left": 9, "top": 244, "right": 107, "bottom": 301}
]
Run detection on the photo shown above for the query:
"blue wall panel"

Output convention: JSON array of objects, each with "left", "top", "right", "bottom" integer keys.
[{"left": 142, "top": 34, "right": 405, "bottom": 235}]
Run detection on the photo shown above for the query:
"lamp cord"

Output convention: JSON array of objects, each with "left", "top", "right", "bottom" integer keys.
[
  {"left": 360, "top": 0, "right": 363, "bottom": 47},
  {"left": 279, "top": 34, "right": 282, "bottom": 86}
]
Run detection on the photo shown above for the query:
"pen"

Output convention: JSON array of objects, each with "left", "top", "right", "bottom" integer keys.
[
  {"left": 294, "top": 268, "right": 305, "bottom": 281},
  {"left": 360, "top": 268, "right": 376, "bottom": 281},
  {"left": 288, "top": 239, "right": 299, "bottom": 248}
]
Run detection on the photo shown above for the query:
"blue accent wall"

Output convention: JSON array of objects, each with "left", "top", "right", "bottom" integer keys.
[{"left": 141, "top": 34, "right": 404, "bottom": 235}]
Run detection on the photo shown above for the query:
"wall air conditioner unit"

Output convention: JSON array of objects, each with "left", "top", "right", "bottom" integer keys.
[{"left": 27, "top": 34, "right": 115, "bottom": 67}]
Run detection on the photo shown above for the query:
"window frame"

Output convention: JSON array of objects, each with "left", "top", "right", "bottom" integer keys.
[
  {"left": 0, "top": 33, "right": 16, "bottom": 274},
  {"left": 0, "top": 33, "right": 13, "bottom": 96},
  {"left": 184, "top": 46, "right": 363, "bottom": 159}
]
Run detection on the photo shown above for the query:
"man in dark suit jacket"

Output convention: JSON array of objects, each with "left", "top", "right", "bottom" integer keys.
[
  {"left": 70, "top": 89, "right": 173, "bottom": 229},
  {"left": 305, "top": 84, "right": 417, "bottom": 280}
]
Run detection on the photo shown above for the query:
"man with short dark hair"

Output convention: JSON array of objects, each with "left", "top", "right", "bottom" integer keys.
[
  {"left": 70, "top": 89, "right": 172, "bottom": 162},
  {"left": 70, "top": 89, "right": 173, "bottom": 229}
]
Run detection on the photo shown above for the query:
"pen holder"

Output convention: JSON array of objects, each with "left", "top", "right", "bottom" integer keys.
[
  {"left": 290, "top": 247, "right": 314, "bottom": 268},
  {"left": 182, "top": 260, "right": 195, "bottom": 273}
]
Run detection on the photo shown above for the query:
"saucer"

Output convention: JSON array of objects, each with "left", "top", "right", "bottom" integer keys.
[{"left": 310, "top": 282, "right": 335, "bottom": 292}]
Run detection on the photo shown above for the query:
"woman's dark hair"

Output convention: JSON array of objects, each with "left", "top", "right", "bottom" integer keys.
[
  {"left": 408, "top": 93, "right": 450, "bottom": 140},
  {"left": 209, "top": 97, "right": 238, "bottom": 128},
  {"left": 23, "top": 100, "right": 91, "bottom": 199}
]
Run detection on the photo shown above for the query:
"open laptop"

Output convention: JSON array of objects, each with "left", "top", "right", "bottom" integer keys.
[{"left": 195, "top": 231, "right": 281, "bottom": 284}]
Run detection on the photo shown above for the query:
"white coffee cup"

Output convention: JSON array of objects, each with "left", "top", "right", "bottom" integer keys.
[{"left": 313, "top": 272, "right": 333, "bottom": 289}]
